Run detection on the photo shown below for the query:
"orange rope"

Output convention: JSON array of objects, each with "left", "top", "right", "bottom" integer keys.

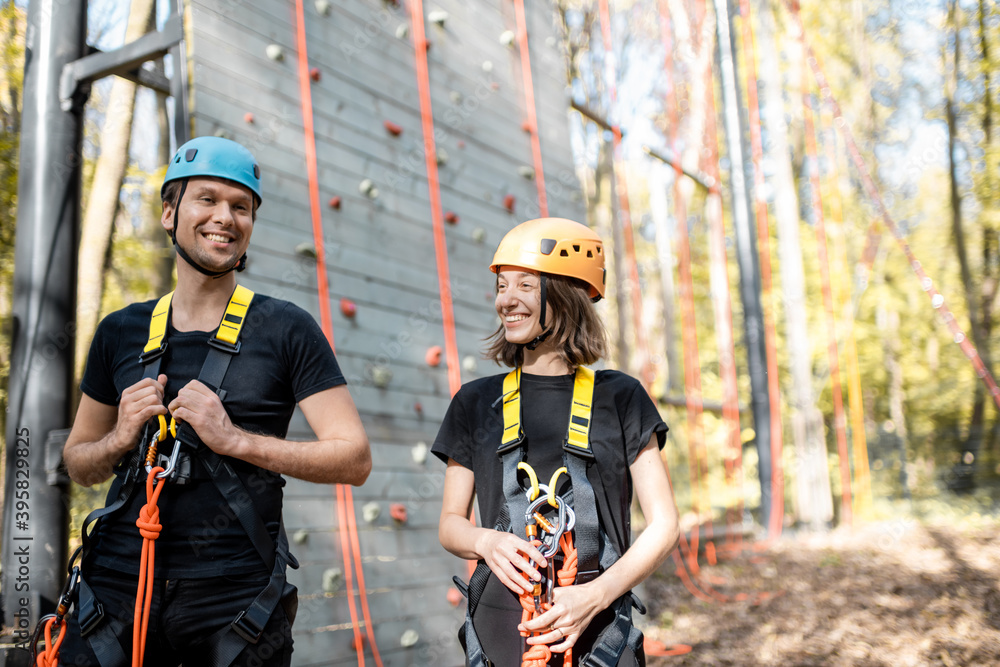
[
  {"left": 596, "top": 0, "right": 654, "bottom": 389},
  {"left": 798, "top": 38, "right": 853, "bottom": 527},
  {"left": 293, "top": 0, "right": 334, "bottom": 351},
  {"left": 513, "top": 0, "right": 548, "bottom": 217},
  {"left": 291, "top": 1, "right": 381, "bottom": 660},
  {"left": 133, "top": 467, "right": 166, "bottom": 667},
  {"left": 517, "top": 535, "right": 575, "bottom": 667},
  {"left": 408, "top": 0, "right": 462, "bottom": 398},
  {"left": 34, "top": 617, "right": 66, "bottom": 667},
  {"left": 345, "top": 484, "right": 383, "bottom": 667}
]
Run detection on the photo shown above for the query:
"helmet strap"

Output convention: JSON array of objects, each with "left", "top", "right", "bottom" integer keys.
[
  {"left": 170, "top": 178, "right": 248, "bottom": 279},
  {"left": 525, "top": 274, "right": 551, "bottom": 351}
]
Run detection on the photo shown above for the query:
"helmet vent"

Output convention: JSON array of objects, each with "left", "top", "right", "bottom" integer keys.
[
  {"left": 185, "top": 148, "right": 198, "bottom": 162},
  {"left": 540, "top": 238, "right": 557, "bottom": 255},
  {"left": 253, "top": 164, "right": 260, "bottom": 178},
  {"left": 587, "top": 250, "right": 593, "bottom": 258},
  {"left": 573, "top": 244, "right": 580, "bottom": 252},
  {"left": 560, "top": 249, "right": 569, "bottom": 257}
]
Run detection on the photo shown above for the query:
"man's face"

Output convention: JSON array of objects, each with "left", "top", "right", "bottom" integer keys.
[{"left": 161, "top": 177, "right": 254, "bottom": 274}]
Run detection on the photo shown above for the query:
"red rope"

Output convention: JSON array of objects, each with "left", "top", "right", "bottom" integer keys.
[
  {"left": 798, "top": 46, "right": 853, "bottom": 527},
  {"left": 293, "top": 2, "right": 382, "bottom": 661},
  {"left": 786, "top": 1, "right": 1000, "bottom": 411},
  {"left": 596, "top": 0, "right": 654, "bottom": 389},
  {"left": 517, "top": 535, "right": 575, "bottom": 667},
  {"left": 734, "top": 0, "right": 785, "bottom": 542},
  {"left": 409, "top": 0, "right": 462, "bottom": 398},
  {"left": 513, "top": 0, "right": 548, "bottom": 217}
]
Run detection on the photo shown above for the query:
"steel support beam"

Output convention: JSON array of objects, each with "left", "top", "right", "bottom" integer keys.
[{"left": 0, "top": 0, "right": 86, "bottom": 661}]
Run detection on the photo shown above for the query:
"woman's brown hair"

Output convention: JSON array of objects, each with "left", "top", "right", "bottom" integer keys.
[{"left": 485, "top": 273, "right": 607, "bottom": 369}]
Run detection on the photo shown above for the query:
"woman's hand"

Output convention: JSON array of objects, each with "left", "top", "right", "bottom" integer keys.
[
  {"left": 518, "top": 582, "right": 607, "bottom": 653},
  {"left": 478, "top": 529, "right": 548, "bottom": 595}
]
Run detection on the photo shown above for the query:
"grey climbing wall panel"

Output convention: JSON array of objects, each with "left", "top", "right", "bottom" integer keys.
[{"left": 186, "top": 0, "right": 584, "bottom": 664}]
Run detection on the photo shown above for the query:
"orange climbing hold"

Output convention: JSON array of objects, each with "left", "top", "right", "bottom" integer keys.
[
  {"left": 503, "top": 194, "right": 516, "bottom": 212},
  {"left": 389, "top": 503, "right": 408, "bottom": 523},
  {"left": 425, "top": 346, "right": 442, "bottom": 367},
  {"left": 243, "top": 112, "right": 255, "bottom": 124},
  {"left": 446, "top": 586, "right": 464, "bottom": 607},
  {"left": 384, "top": 120, "right": 403, "bottom": 136},
  {"left": 328, "top": 195, "right": 341, "bottom": 209},
  {"left": 444, "top": 211, "right": 459, "bottom": 224},
  {"left": 309, "top": 67, "right": 321, "bottom": 81},
  {"left": 340, "top": 298, "right": 357, "bottom": 318}
]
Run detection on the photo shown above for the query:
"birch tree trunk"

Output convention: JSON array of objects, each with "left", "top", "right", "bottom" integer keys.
[{"left": 74, "top": 0, "right": 156, "bottom": 375}]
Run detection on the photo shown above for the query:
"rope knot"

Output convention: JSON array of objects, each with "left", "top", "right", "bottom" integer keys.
[
  {"left": 136, "top": 505, "right": 161, "bottom": 541},
  {"left": 521, "top": 643, "right": 551, "bottom": 667}
]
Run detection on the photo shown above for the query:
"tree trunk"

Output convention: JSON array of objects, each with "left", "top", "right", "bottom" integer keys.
[
  {"left": 74, "top": 0, "right": 156, "bottom": 376},
  {"left": 759, "top": 0, "right": 832, "bottom": 529}
]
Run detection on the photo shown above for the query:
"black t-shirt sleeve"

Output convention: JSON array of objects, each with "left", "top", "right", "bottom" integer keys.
[
  {"left": 622, "top": 379, "right": 668, "bottom": 464},
  {"left": 80, "top": 309, "right": 128, "bottom": 406},
  {"left": 278, "top": 301, "right": 346, "bottom": 401},
  {"left": 431, "top": 387, "right": 474, "bottom": 469}
]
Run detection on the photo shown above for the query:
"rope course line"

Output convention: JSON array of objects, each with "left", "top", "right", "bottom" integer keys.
[
  {"left": 293, "top": 2, "right": 382, "bottom": 663},
  {"left": 596, "top": 0, "right": 655, "bottom": 390},
  {"left": 799, "top": 51, "right": 853, "bottom": 527},
  {"left": 786, "top": 0, "right": 1000, "bottom": 412},
  {"left": 513, "top": 0, "right": 549, "bottom": 217}
]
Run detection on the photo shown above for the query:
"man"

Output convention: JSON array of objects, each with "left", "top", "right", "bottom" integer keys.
[{"left": 59, "top": 136, "right": 371, "bottom": 666}]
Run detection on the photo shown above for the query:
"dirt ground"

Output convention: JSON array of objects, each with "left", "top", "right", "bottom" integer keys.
[{"left": 641, "top": 518, "right": 1000, "bottom": 666}]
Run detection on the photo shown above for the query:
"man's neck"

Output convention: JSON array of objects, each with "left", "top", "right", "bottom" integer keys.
[{"left": 169, "top": 266, "right": 238, "bottom": 332}]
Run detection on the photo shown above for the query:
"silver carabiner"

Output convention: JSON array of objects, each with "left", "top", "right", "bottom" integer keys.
[
  {"left": 525, "top": 494, "right": 568, "bottom": 559},
  {"left": 145, "top": 431, "right": 183, "bottom": 480}
]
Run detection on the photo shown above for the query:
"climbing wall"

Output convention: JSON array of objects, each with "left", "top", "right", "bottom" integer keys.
[{"left": 185, "top": 0, "right": 584, "bottom": 664}]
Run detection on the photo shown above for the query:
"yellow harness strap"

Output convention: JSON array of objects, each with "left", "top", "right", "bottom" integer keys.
[
  {"left": 143, "top": 285, "right": 256, "bottom": 352},
  {"left": 500, "top": 366, "right": 596, "bottom": 454}
]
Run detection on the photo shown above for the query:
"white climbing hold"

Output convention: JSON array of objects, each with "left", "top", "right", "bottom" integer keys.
[
  {"left": 295, "top": 243, "right": 317, "bottom": 259},
  {"left": 371, "top": 365, "right": 392, "bottom": 388},
  {"left": 450, "top": 90, "right": 463, "bottom": 104},
  {"left": 266, "top": 44, "right": 285, "bottom": 62},
  {"left": 315, "top": 0, "right": 332, "bottom": 15},
  {"left": 322, "top": 568, "right": 343, "bottom": 593},
  {"left": 396, "top": 23, "right": 409, "bottom": 39},
  {"left": 359, "top": 178, "right": 379, "bottom": 199},
  {"left": 428, "top": 9, "right": 448, "bottom": 26},
  {"left": 412, "top": 442, "right": 428, "bottom": 465},
  {"left": 293, "top": 529, "right": 309, "bottom": 545},
  {"left": 517, "top": 165, "right": 536, "bottom": 180},
  {"left": 499, "top": 30, "right": 515, "bottom": 47},
  {"left": 462, "top": 355, "right": 478, "bottom": 373},
  {"left": 482, "top": 60, "right": 494, "bottom": 73},
  {"left": 436, "top": 149, "right": 449, "bottom": 166},
  {"left": 400, "top": 629, "right": 419, "bottom": 647},
  {"left": 363, "top": 502, "right": 381, "bottom": 523},
  {"left": 472, "top": 227, "right": 486, "bottom": 243}
]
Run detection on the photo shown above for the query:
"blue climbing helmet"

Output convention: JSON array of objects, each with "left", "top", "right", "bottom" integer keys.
[
  {"left": 162, "top": 136, "right": 262, "bottom": 206},
  {"left": 161, "top": 136, "right": 262, "bottom": 278}
]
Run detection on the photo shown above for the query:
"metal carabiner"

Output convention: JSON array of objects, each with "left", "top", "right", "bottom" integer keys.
[
  {"left": 145, "top": 415, "right": 181, "bottom": 479},
  {"left": 525, "top": 494, "right": 568, "bottom": 559}
]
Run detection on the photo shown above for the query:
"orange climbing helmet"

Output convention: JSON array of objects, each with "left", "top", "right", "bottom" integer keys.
[{"left": 490, "top": 217, "right": 606, "bottom": 301}]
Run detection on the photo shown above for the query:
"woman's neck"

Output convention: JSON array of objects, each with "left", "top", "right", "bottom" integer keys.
[{"left": 520, "top": 344, "right": 571, "bottom": 376}]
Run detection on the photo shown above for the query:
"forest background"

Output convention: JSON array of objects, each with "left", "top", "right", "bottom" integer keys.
[{"left": 1, "top": 0, "right": 1000, "bottom": 661}]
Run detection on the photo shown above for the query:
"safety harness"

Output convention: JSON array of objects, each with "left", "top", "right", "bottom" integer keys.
[
  {"left": 33, "top": 286, "right": 298, "bottom": 667},
  {"left": 454, "top": 367, "right": 646, "bottom": 667}
]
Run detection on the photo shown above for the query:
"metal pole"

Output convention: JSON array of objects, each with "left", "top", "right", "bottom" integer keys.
[
  {"left": 713, "top": 0, "right": 773, "bottom": 528},
  {"left": 1, "top": 0, "right": 85, "bottom": 658}
]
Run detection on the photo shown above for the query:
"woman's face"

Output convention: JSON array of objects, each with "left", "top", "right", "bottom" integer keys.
[{"left": 495, "top": 266, "right": 546, "bottom": 345}]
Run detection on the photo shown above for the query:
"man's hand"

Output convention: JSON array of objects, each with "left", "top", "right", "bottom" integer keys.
[{"left": 167, "top": 380, "right": 241, "bottom": 456}]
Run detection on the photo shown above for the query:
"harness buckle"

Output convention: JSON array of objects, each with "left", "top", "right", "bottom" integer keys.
[
  {"left": 208, "top": 337, "right": 241, "bottom": 354},
  {"left": 138, "top": 342, "right": 167, "bottom": 365},
  {"left": 231, "top": 609, "right": 264, "bottom": 643}
]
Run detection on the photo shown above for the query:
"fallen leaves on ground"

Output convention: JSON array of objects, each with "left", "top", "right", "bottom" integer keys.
[{"left": 642, "top": 519, "right": 1000, "bottom": 666}]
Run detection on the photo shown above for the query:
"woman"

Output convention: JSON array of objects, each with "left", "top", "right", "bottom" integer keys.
[{"left": 433, "top": 218, "right": 680, "bottom": 666}]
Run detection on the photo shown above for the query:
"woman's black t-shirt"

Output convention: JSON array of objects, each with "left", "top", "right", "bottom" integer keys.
[
  {"left": 80, "top": 294, "right": 344, "bottom": 578},
  {"left": 432, "top": 369, "right": 667, "bottom": 665}
]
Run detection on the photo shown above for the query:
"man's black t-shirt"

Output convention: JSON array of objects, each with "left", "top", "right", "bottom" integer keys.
[
  {"left": 81, "top": 293, "right": 345, "bottom": 578},
  {"left": 432, "top": 369, "right": 667, "bottom": 665}
]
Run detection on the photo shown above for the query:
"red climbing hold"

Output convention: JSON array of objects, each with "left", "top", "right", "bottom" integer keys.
[
  {"left": 414, "top": 401, "right": 423, "bottom": 415},
  {"left": 444, "top": 211, "right": 459, "bottom": 224},
  {"left": 457, "top": 140, "right": 466, "bottom": 149},
  {"left": 310, "top": 67, "right": 321, "bottom": 81},
  {"left": 389, "top": 503, "right": 408, "bottom": 523},
  {"left": 340, "top": 298, "right": 357, "bottom": 318},
  {"left": 328, "top": 195, "right": 342, "bottom": 210},
  {"left": 243, "top": 112, "right": 255, "bottom": 124},
  {"left": 352, "top": 635, "right": 365, "bottom": 652},
  {"left": 384, "top": 120, "right": 403, "bottom": 136},
  {"left": 521, "top": 120, "right": 534, "bottom": 133},
  {"left": 447, "top": 587, "right": 464, "bottom": 607},
  {"left": 503, "top": 194, "right": 516, "bottom": 212},
  {"left": 425, "top": 346, "right": 442, "bottom": 367}
]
